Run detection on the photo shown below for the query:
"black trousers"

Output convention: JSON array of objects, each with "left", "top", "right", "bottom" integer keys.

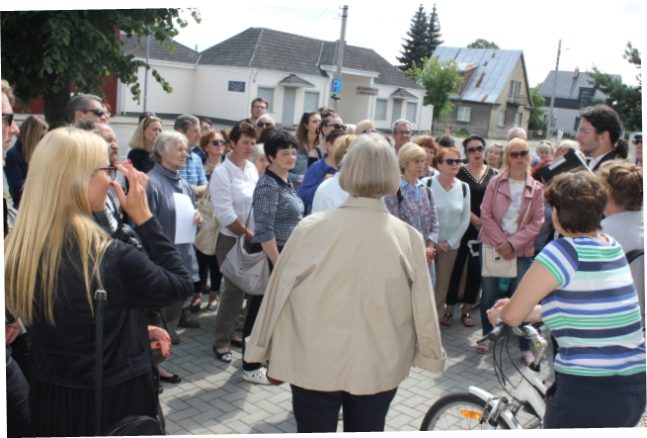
[
  {"left": 445, "top": 226, "right": 481, "bottom": 306},
  {"left": 6, "top": 350, "right": 32, "bottom": 438},
  {"left": 291, "top": 385, "right": 397, "bottom": 433}
]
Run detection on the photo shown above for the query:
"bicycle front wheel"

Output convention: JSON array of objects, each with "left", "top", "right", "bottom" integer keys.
[{"left": 420, "top": 392, "right": 510, "bottom": 430}]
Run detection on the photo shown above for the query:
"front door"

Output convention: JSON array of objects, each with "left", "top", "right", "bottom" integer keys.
[{"left": 282, "top": 88, "right": 297, "bottom": 128}]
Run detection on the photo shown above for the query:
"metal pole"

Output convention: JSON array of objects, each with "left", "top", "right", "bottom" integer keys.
[
  {"left": 333, "top": 5, "right": 348, "bottom": 111},
  {"left": 548, "top": 39, "right": 561, "bottom": 139},
  {"left": 143, "top": 28, "right": 151, "bottom": 113}
]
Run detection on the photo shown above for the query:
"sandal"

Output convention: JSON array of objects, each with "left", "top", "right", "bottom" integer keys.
[
  {"left": 440, "top": 312, "right": 453, "bottom": 327},
  {"left": 189, "top": 297, "right": 202, "bottom": 313},
  {"left": 475, "top": 339, "right": 491, "bottom": 354},
  {"left": 461, "top": 313, "right": 475, "bottom": 327},
  {"left": 213, "top": 346, "right": 232, "bottom": 363}
]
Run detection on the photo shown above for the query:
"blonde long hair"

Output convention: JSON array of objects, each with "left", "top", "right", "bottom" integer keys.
[
  {"left": 4, "top": 127, "right": 112, "bottom": 325},
  {"left": 129, "top": 115, "right": 162, "bottom": 151}
]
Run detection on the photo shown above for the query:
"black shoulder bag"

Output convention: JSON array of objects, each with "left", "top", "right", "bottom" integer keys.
[{"left": 94, "top": 289, "right": 165, "bottom": 436}]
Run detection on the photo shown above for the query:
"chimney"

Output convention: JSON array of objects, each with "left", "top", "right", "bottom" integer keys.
[{"left": 573, "top": 67, "right": 580, "bottom": 79}]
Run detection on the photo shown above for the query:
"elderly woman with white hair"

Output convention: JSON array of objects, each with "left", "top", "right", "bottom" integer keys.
[
  {"left": 245, "top": 134, "right": 446, "bottom": 433},
  {"left": 146, "top": 131, "right": 202, "bottom": 351}
]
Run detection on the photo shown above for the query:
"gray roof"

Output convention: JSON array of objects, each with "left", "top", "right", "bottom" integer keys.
[
  {"left": 278, "top": 74, "right": 315, "bottom": 88},
  {"left": 537, "top": 70, "right": 621, "bottom": 100},
  {"left": 199, "top": 27, "right": 422, "bottom": 90},
  {"left": 121, "top": 33, "right": 199, "bottom": 64},
  {"left": 391, "top": 88, "right": 418, "bottom": 100},
  {"left": 432, "top": 46, "right": 529, "bottom": 104}
]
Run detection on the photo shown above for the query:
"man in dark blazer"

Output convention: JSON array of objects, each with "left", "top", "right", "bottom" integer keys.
[{"left": 576, "top": 104, "right": 624, "bottom": 171}]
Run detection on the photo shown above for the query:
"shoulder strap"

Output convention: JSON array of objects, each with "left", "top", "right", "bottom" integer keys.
[
  {"left": 461, "top": 181, "right": 467, "bottom": 198},
  {"left": 426, "top": 178, "right": 432, "bottom": 188},
  {"left": 397, "top": 188, "right": 403, "bottom": 205},
  {"left": 626, "top": 248, "right": 644, "bottom": 264},
  {"left": 94, "top": 288, "right": 107, "bottom": 436}
]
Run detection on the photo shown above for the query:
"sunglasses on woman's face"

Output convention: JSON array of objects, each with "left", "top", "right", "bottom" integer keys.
[
  {"left": 509, "top": 150, "right": 529, "bottom": 159},
  {"left": 211, "top": 139, "right": 226, "bottom": 146},
  {"left": 95, "top": 166, "right": 117, "bottom": 180},
  {"left": 443, "top": 158, "right": 461, "bottom": 165},
  {"left": 466, "top": 145, "right": 484, "bottom": 154}
]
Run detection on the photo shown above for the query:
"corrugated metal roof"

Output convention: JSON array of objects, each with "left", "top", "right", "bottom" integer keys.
[
  {"left": 538, "top": 70, "right": 621, "bottom": 100},
  {"left": 432, "top": 46, "right": 526, "bottom": 104}
]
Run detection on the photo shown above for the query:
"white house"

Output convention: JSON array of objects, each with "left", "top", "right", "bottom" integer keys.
[{"left": 118, "top": 27, "right": 433, "bottom": 131}]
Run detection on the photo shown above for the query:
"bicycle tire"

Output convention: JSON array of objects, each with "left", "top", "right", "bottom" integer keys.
[{"left": 420, "top": 392, "right": 511, "bottom": 430}]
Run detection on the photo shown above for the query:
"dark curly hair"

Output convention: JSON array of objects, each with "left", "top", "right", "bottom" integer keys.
[{"left": 544, "top": 170, "right": 608, "bottom": 234}]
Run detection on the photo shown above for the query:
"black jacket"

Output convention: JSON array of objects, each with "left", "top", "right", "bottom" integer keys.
[{"left": 27, "top": 218, "right": 192, "bottom": 388}]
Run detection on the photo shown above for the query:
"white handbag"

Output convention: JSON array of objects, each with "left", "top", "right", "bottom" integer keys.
[
  {"left": 195, "top": 191, "right": 220, "bottom": 255},
  {"left": 219, "top": 207, "right": 270, "bottom": 296},
  {"left": 481, "top": 244, "right": 517, "bottom": 278}
]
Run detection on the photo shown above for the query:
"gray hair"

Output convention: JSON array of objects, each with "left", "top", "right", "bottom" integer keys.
[
  {"left": 507, "top": 127, "right": 527, "bottom": 141},
  {"left": 174, "top": 114, "right": 199, "bottom": 132},
  {"left": 339, "top": 133, "right": 400, "bottom": 198},
  {"left": 355, "top": 119, "right": 376, "bottom": 135},
  {"left": 68, "top": 93, "right": 102, "bottom": 122},
  {"left": 255, "top": 114, "right": 275, "bottom": 127},
  {"left": 152, "top": 131, "right": 188, "bottom": 163},
  {"left": 392, "top": 119, "right": 412, "bottom": 134}
]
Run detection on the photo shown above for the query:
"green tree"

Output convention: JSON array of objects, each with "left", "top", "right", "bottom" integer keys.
[
  {"left": 467, "top": 39, "right": 500, "bottom": 49},
  {"left": 1, "top": 9, "right": 200, "bottom": 127},
  {"left": 528, "top": 85, "right": 546, "bottom": 133},
  {"left": 428, "top": 4, "right": 443, "bottom": 55},
  {"left": 589, "top": 41, "right": 642, "bottom": 132},
  {"left": 397, "top": 5, "right": 431, "bottom": 72},
  {"left": 407, "top": 57, "right": 462, "bottom": 122}
]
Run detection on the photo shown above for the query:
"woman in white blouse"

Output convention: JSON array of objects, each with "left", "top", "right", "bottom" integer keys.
[
  {"left": 424, "top": 147, "right": 471, "bottom": 325},
  {"left": 209, "top": 121, "right": 261, "bottom": 373}
]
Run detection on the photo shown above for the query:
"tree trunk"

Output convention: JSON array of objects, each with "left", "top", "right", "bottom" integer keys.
[{"left": 43, "top": 79, "right": 71, "bottom": 129}]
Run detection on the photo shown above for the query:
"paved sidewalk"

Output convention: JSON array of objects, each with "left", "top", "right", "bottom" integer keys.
[{"left": 157, "top": 302, "right": 545, "bottom": 434}]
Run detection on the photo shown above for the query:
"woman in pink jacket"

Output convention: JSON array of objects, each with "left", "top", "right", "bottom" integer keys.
[{"left": 477, "top": 138, "right": 544, "bottom": 361}]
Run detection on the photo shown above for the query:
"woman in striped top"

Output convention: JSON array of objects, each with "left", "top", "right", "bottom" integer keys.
[{"left": 486, "top": 170, "right": 645, "bottom": 428}]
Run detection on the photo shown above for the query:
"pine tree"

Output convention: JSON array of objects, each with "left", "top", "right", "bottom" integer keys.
[
  {"left": 428, "top": 4, "right": 444, "bottom": 55},
  {"left": 397, "top": 5, "right": 431, "bottom": 72}
]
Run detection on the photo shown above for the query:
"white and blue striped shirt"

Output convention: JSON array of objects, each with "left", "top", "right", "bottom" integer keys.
[{"left": 536, "top": 235, "right": 645, "bottom": 377}]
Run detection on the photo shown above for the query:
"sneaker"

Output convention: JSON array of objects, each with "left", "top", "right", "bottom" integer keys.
[{"left": 242, "top": 367, "right": 271, "bottom": 385}]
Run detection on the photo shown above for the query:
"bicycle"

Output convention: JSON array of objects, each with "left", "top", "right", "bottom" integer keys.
[{"left": 420, "top": 322, "right": 553, "bottom": 430}]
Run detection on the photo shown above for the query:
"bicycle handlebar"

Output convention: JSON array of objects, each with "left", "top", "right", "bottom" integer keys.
[{"left": 478, "top": 321, "right": 548, "bottom": 360}]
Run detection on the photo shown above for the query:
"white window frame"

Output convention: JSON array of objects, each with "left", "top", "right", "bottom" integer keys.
[
  {"left": 497, "top": 111, "right": 505, "bottom": 128},
  {"left": 406, "top": 102, "right": 418, "bottom": 123},
  {"left": 456, "top": 106, "right": 471, "bottom": 123},
  {"left": 257, "top": 87, "right": 275, "bottom": 112},
  {"left": 375, "top": 98, "right": 387, "bottom": 121}
]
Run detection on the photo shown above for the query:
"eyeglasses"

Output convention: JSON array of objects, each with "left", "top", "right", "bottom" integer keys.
[
  {"left": 95, "top": 166, "right": 117, "bottom": 180},
  {"left": 327, "top": 123, "right": 346, "bottom": 131},
  {"left": 443, "top": 158, "right": 462, "bottom": 165},
  {"left": 211, "top": 139, "right": 226, "bottom": 146},
  {"left": 395, "top": 131, "right": 412, "bottom": 136},
  {"left": 509, "top": 150, "right": 529, "bottom": 159},
  {"left": 2, "top": 113, "right": 14, "bottom": 126},
  {"left": 83, "top": 108, "right": 108, "bottom": 118},
  {"left": 257, "top": 122, "right": 273, "bottom": 128},
  {"left": 466, "top": 145, "right": 484, "bottom": 154}
]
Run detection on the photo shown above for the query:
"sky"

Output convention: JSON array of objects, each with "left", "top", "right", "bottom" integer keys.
[
  {"left": 168, "top": 0, "right": 644, "bottom": 88},
  {"left": 4, "top": 0, "right": 643, "bottom": 89}
]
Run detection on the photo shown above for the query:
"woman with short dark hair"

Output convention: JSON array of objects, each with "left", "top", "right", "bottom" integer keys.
[{"left": 487, "top": 170, "right": 646, "bottom": 428}]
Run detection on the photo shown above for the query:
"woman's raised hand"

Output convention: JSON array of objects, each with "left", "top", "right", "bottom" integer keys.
[{"left": 111, "top": 160, "right": 153, "bottom": 226}]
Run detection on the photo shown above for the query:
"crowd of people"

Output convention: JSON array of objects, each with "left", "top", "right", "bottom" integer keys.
[{"left": 2, "top": 78, "right": 645, "bottom": 435}]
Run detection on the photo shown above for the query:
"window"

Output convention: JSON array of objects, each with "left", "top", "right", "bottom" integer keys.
[
  {"left": 508, "top": 80, "right": 521, "bottom": 97},
  {"left": 574, "top": 116, "right": 580, "bottom": 132},
  {"left": 406, "top": 102, "right": 418, "bottom": 123},
  {"left": 257, "top": 87, "right": 274, "bottom": 111},
  {"left": 304, "top": 91, "right": 319, "bottom": 113},
  {"left": 375, "top": 99, "right": 387, "bottom": 120},
  {"left": 514, "top": 113, "right": 522, "bottom": 127},
  {"left": 497, "top": 111, "right": 505, "bottom": 128},
  {"left": 456, "top": 106, "right": 471, "bottom": 123}
]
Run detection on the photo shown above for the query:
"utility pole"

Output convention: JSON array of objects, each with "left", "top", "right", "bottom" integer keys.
[
  {"left": 548, "top": 39, "right": 561, "bottom": 139},
  {"left": 143, "top": 28, "right": 151, "bottom": 114},
  {"left": 332, "top": 5, "right": 348, "bottom": 111}
]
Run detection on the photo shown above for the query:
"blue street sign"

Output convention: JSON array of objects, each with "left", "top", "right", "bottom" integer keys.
[{"left": 331, "top": 79, "right": 343, "bottom": 95}]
